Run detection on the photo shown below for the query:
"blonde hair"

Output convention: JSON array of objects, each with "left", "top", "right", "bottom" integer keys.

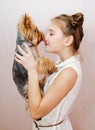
[{"left": 52, "top": 12, "right": 84, "bottom": 51}]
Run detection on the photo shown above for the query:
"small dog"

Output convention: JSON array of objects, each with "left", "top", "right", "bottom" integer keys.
[{"left": 12, "top": 14, "right": 57, "bottom": 104}]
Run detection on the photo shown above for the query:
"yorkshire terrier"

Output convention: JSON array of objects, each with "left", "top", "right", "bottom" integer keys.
[{"left": 12, "top": 14, "right": 57, "bottom": 105}]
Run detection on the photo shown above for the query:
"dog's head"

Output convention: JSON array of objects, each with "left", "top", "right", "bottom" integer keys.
[{"left": 17, "top": 14, "right": 44, "bottom": 46}]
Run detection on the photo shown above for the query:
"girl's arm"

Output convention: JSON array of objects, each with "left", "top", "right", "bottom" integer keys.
[{"left": 28, "top": 67, "right": 77, "bottom": 120}]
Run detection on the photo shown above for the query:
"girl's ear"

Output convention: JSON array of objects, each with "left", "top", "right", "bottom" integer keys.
[{"left": 64, "top": 35, "right": 74, "bottom": 47}]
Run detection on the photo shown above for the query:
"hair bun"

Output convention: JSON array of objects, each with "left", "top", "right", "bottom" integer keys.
[{"left": 71, "top": 12, "right": 84, "bottom": 28}]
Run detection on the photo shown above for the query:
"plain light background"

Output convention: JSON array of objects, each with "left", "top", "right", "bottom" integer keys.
[{"left": 0, "top": 0, "right": 95, "bottom": 130}]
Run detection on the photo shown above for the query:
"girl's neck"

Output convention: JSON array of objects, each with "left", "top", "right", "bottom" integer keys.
[{"left": 58, "top": 49, "right": 78, "bottom": 62}]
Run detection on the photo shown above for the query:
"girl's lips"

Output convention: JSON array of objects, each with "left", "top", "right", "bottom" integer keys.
[
  {"left": 45, "top": 42, "right": 49, "bottom": 46},
  {"left": 43, "top": 39, "right": 49, "bottom": 46}
]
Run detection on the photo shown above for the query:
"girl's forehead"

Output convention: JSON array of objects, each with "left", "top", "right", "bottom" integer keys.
[{"left": 48, "top": 22, "right": 61, "bottom": 32}]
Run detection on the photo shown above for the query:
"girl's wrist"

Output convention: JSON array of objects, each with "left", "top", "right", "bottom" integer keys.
[{"left": 28, "top": 68, "right": 38, "bottom": 78}]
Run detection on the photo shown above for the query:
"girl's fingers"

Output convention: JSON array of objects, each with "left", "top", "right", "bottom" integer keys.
[
  {"left": 17, "top": 43, "right": 33, "bottom": 57},
  {"left": 14, "top": 55, "right": 21, "bottom": 63},
  {"left": 17, "top": 45, "right": 26, "bottom": 56},
  {"left": 14, "top": 52, "right": 23, "bottom": 61},
  {"left": 23, "top": 42, "right": 32, "bottom": 55},
  {"left": 14, "top": 44, "right": 37, "bottom": 71}
]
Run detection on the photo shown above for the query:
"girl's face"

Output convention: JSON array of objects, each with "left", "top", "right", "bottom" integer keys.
[{"left": 44, "top": 21, "right": 67, "bottom": 54}]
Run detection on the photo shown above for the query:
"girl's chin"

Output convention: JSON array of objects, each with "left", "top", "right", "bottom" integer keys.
[
  {"left": 45, "top": 49, "right": 54, "bottom": 53},
  {"left": 45, "top": 46, "right": 54, "bottom": 53},
  {"left": 45, "top": 48, "right": 51, "bottom": 53}
]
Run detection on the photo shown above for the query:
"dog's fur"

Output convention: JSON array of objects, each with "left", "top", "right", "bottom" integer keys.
[{"left": 12, "top": 14, "right": 57, "bottom": 104}]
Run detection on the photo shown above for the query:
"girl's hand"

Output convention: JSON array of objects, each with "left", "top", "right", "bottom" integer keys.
[{"left": 14, "top": 43, "right": 36, "bottom": 72}]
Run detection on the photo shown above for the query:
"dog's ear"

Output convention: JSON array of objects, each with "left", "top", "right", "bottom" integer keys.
[
  {"left": 24, "top": 13, "right": 27, "bottom": 18},
  {"left": 23, "top": 14, "right": 32, "bottom": 28}
]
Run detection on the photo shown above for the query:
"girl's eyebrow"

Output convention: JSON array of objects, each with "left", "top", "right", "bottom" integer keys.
[{"left": 48, "top": 29, "right": 54, "bottom": 32}]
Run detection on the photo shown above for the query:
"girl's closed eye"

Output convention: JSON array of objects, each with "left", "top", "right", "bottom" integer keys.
[
  {"left": 49, "top": 33, "right": 54, "bottom": 36},
  {"left": 48, "top": 29, "right": 55, "bottom": 36}
]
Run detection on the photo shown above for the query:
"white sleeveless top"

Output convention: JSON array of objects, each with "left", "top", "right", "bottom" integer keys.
[{"left": 33, "top": 54, "right": 82, "bottom": 130}]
